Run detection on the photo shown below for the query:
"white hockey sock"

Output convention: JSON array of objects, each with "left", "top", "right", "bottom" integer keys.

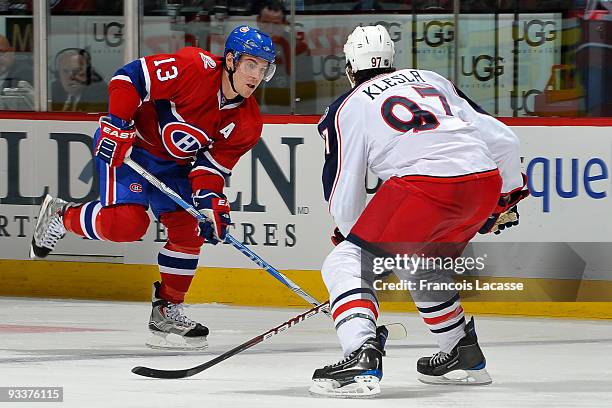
[
  {"left": 322, "top": 241, "right": 379, "bottom": 356},
  {"left": 416, "top": 293, "right": 466, "bottom": 353}
]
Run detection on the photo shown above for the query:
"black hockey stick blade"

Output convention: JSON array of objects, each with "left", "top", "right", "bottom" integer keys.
[{"left": 132, "top": 301, "right": 329, "bottom": 379}]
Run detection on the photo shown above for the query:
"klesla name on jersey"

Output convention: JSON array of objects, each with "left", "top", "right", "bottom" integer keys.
[{"left": 361, "top": 70, "right": 427, "bottom": 100}]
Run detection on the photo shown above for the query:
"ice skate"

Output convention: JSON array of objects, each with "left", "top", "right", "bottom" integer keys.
[
  {"left": 30, "top": 194, "right": 74, "bottom": 259},
  {"left": 309, "top": 326, "right": 386, "bottom": 398},
  {"left": 146, "top": 282, "right": 209, "bottom": 350},
  {"left": 417, "top": 317, "right": 492, "bottom": 385}
]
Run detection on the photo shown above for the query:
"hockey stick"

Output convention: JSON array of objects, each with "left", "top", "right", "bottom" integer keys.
[
  {"left": 124, "top": 157, "right": 406, "bottom": 339},
  {"left": 124, "top": 157, "right": 330, "bottom": 315},
  {"left": 132, "top": 301, "right": 330, "bottom": 379}
]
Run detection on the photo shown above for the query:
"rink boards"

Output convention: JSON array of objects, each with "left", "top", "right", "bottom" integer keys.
[{"left": 1, "top": 115, "right": 612, "bottom": 318}]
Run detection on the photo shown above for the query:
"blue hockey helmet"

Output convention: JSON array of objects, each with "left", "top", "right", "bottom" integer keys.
[{"left": 224, "top": 25, "right": 276, "bottom": 81}]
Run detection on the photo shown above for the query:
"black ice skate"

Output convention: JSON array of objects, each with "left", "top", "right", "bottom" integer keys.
[
  {"left": 309, "top": 326, "right": 387, "bottom": 398},
  {"left": 417, "top": 317, "right": 492, "bottom": 385},
  {"left": 30, "top": 194, "right": 75, "bottom": 259},
  {"left": 146, "top": 281, "right": 209, "bottom": 350}
]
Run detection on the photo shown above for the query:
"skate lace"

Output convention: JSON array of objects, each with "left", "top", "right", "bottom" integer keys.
[
  {"left": 430, "top": 351, "right": 451, "bottom": 366},
  {"left": 165, "top": 303, "right": 196, "bottom": 327},
  {"left": 325, "top": 349, "right": 358, "bottom": 368},
  {"left": 40, "top": 217, "right": 66, "bottom": 249}
]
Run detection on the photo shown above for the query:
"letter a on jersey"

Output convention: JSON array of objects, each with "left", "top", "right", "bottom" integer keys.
[{"left": 219, "top": 122, "right": 235, "bottom": 139}]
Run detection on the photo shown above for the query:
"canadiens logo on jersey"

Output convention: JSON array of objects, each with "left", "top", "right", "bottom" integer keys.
[
  {"left": 162, "top": 121, "right": 211, "bottom": 160},
  {"left": 129, "top": 183, "right": 143, "bottom": 193}
]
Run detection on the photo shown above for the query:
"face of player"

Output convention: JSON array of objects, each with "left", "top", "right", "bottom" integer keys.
[{"left": 228, "top": 54, "right": 269, "bottom": 98}]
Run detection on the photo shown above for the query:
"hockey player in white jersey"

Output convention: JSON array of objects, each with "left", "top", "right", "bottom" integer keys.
[{"left": 309, "top": 25, "right": 529, "bottom": 397}]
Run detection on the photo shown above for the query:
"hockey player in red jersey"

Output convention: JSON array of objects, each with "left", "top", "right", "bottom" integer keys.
[
  {"left": 309, "top": 25, "right": 529, "bottom": 397},
  {"left": 30, "top": 25, "right": 276, "bottom": 350}
]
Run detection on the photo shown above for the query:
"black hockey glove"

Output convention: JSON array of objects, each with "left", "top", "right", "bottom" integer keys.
[
  {"left": 478, "top": 205, "right": 520, "bottom": 235},
  {"left": 479, "top": 173, "right": 529, "bottom": 235}
]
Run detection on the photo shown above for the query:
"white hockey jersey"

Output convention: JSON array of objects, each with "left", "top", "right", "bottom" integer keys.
[{"left": 318, "top": 68, "right": 523, "bottom": 236}]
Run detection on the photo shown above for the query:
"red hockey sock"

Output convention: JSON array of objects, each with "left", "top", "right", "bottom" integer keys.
[
  {"left": 157, "top": 243, "right": 200, "bottom": 304},
  {"left": 63, "top": 202, "right": 149, "bottom": 242},
  {"left": 159, "top": 274, "right": 195, "bottom": 304}
]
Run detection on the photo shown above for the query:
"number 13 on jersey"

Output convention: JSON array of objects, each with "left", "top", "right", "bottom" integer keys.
[{"left": 154, "top": 57, "right": 179, "bottom": 82}]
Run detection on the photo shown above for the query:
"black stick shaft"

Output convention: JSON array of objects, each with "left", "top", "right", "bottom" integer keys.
[{"left": 132, "top": 301, "right": 330, "bottom": 379}]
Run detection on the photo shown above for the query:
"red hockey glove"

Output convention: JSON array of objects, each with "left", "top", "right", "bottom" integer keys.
[
  {"left": 193, "top": 190, "right": 231, "bottom": 245},
  {"left": 95, "top": 115, "right": 136, "bottom": 167},
  {"left": 331, "top": 227, "right": 345, "bottom": 246}
]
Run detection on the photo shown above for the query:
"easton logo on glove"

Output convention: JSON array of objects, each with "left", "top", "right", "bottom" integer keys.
[
  {"left": 95, "top": 115, "right": 136, "bottom": 167},
  {"left": 193, "top": 190, "right": 231, "bottom": 244},
  {"left": 101, "top": 126, "right": 135, "bottom": 139}
]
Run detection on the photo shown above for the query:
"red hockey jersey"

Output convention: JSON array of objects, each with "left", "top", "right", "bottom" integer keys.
[{"left": 108, "top": 47, "right": 263, "bottom": 193}]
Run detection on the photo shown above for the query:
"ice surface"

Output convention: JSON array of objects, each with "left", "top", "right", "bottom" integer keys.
[{"left": 1, "top": 297, "right": 611, "bottom": 407}]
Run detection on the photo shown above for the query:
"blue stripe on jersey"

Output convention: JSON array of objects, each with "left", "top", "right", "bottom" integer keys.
[
  {"left": 115, "top": 59, "right": 149, "bottom": 101},
  {"left": 154, "top": 100, "right": 195, "bottom": 153},
  {"left": 319, "top": 89, "right": 352, "bottom": 202},
  {"left": 453, "top": 85, "right": 489, "bottom": 115},
  {"left": 416, "top": 293, "right": 460, "bottom": 314},
  {"left": 430, "top": 316, "right": 466, "bottom": 334},
  {"left": 158, "top": 253, "right": 199, "bottom": 270},
  {"left": 154, "top": 100, "right": 181, "bottom": 128},
  {"left": 193, "top": 149, "right": 231, "bottom": 176},
  {"left": 83, "top": 202, "right": 99, "bottom": 240},
  {"left": 330, "top": 287, "right": 378, "bottom": 310}
]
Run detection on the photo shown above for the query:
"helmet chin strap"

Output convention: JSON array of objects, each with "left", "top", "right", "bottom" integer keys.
[
  {"left": 224, "top": 54, "right": 240, "bottom": 96},
  {"left": 228, "top": 69, "right": 240, "bottom": 95},
  {"left": 345, "top": 65, "right": 356, "bottom": 88}
]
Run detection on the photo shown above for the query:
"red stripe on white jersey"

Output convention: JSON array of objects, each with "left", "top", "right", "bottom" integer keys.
[
  {"left": 422, "top": 306, "right": 464, "bottom": 325},
  {"left": 332, "top": 299, "right": 379, "bottom": 320}
]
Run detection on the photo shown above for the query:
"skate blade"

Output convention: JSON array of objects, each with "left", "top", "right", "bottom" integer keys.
[
  {"left": 30, "top": 194, "right": 54, "bottom": 259},
  {"left": 309, "top": 376, "right": 381, "bottom": 398},
  {"left": 418, "top": 368, "right": 492, "bottom": 385},
  {"left": 145, "top": 331, "right": 208, "bottom": 351}
]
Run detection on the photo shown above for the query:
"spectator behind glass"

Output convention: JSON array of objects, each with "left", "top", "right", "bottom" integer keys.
[
  {"left": 0, "top": 34, "right": 34, "bottom": 110},
  {"left": 50, "top": 48, "right": 108, "bottom": 112},
  {"left": 255, "top": 0, "right": 315, "bottom": 113}
]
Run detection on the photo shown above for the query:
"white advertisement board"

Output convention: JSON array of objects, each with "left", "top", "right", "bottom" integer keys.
[{"left": 1, "top": 120, "right": 611, "bottom": 276}]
